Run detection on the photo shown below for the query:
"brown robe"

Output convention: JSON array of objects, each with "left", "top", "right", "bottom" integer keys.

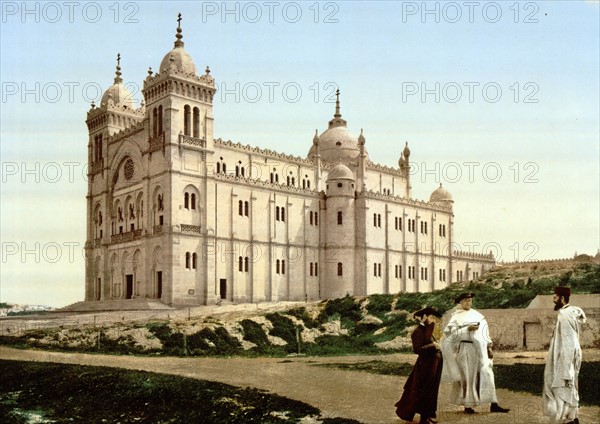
[{"left": 395, "top": 322, "right": 443, "bottom": 422}]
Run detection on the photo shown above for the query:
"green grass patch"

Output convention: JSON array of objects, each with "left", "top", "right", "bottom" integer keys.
[
  {"left": 314, "top": 360, "right": 414, "bottom": 376},
  {"left": 0, "top": 360, "right": 358, "bottom": 423}
]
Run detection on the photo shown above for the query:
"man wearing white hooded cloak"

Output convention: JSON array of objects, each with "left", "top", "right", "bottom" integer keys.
[{"left": 441, "top": 292, "right": 509, "bottom": 414}]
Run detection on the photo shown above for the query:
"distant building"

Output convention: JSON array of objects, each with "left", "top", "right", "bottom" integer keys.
[{"left": 84, "top": 17, "right": 494, "bottom": 306}]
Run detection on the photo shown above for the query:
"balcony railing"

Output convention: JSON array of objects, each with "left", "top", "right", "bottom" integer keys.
[
  {"left": 181, "top": 224, "right": 201, "bottom": 234},
  {"left": 148, "top": 132, "right": 165, "bottom": 153},
  {"left": 91, "top": 159, "right": 103, "bottom": 175},
  {"left": 180, "top": 134, "right": 205, "bottom": 148},
  {"left": 111, "top": 229, "right": 143, "bottom": 244}
]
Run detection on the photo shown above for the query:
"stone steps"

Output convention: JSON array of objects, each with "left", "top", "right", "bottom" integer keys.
[{"left": 59, "top": 299, "right": 175, "bottom": 312}]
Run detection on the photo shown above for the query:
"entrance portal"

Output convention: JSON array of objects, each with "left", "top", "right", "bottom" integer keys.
[
  {"left": 156, "top": 271, "right": 162, "bottom": 299},
  {"left": 126, "top": 274, "right": 133, "bottom": 299},
  {"left": 219, "top": 279, "right": 227, "bottom": 300}
]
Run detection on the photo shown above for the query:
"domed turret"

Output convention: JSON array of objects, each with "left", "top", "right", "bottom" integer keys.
[
  {"left": 308, "top": 90, "right": 368, "bottom": 165},
  {"left": 159, "top": 13, "right": 197, "bottom": 75},
  {"left": 100, "top": 53, "right": 135, "bottom": 109},
  {"left": 327, "top": 163, "right": 355, "bottom": 182},
  {"left": 430, "top": 183, "right": 453, "bottom": 205}
]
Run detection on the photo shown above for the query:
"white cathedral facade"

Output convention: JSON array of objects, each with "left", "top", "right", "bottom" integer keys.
[{"left": 84, "top": 19, "right": 495, "bottom": 306}]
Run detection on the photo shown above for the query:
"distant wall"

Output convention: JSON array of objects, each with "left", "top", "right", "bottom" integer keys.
[{"left": 442, "top": 305, "right": 600, "bottom": 350}]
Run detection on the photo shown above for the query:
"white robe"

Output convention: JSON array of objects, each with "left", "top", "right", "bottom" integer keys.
[
  {"left": 542, "top": 305, "right": 587, "bottom": 424},
  {"left": 441, "top": 308, "right": 498, "bottom": 407}
]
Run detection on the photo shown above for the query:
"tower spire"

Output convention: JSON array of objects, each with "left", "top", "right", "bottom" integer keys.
[
  {"left": 114, "top": 53, "right": 123, "bottom": 84},
  {"left": 174, "top": 13, "right": 184, "bottom": 48},
  {"left": 327, "top": 88, "right": 347, "bottom": 129}
]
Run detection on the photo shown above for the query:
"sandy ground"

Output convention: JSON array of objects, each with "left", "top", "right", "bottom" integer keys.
[{"left": 0, "top": 347, "right": 598, "bottom": 424}]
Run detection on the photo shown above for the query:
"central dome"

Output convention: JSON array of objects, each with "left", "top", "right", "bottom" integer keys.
[
  {"left": 316, "top": 126, "right": 361, "bottom": 164},
  {"left": 307, "top": 90, "right": 368, "bottom": 165}
]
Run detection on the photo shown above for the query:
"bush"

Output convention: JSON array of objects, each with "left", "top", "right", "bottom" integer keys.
[
  {"left": 240, "top": 319, "right": 270, "bottom": 350},
  {"left": 366, "top": 294, "right": 394, "bottom": 317},
  {"left": 266, "top": 313, "right": 300, "bottom": 353},
  {"left": 286, "top": 307, "right": 322, "bottom": 328},
  {"left": 320, "top": 296, "right": 362, "bottom": 323}
]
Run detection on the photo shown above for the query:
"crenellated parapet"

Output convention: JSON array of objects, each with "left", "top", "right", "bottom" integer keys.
[
  {"left": 453, "top": 250, "right": 495, "bottom": 260},
  {"left": 212, "top": 171, "right": 318, "bottom": 196},
  {"left": 105, "top": 121, "right": 145, "bottom": 146},
  {"left": 366, "top": 160, "right": 404, "bottom": 176},
  {"left": 359, "top": 190, "right": 453, "bottom": 212},
  {"left": 214, "top": 138, "right": 315, "bottom": 165}
]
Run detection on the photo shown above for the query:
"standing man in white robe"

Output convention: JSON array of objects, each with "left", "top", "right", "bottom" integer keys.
[
  {"left": 441, "top": 292, "right": 510, "bottom": 414},
  {"left": 542, "top": 286, "right": 587, "bottom": 424}
]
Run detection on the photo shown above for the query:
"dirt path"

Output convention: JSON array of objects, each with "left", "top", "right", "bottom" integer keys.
[{"left": 0, "top": 347, "right": 598, "bottom": 424}]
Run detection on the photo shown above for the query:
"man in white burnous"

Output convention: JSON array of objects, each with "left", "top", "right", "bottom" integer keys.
[
  {"left": 441, "top": 292, "right": 509, "bottom": 414},
  {"left": 542, "top": 286, "right": 587, "bottom": 424}
]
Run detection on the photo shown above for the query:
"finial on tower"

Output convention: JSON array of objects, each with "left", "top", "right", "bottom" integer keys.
[
  {"left": 147, "top": 67, "right": 153, "bottom": 77},
  {"left": 114, "top": 53, "right": 123, "bottom": 84},
  {"left": 174, "top": 13, "right": 184, "bottom": 48},
  {"left": 205, "top": 66, "right": 211, "bottom": 75},
  {"left": 334, "top": 89, "right": 341, "bottom": 118}
]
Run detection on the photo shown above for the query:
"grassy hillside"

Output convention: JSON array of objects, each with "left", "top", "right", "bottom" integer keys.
[{"left": 1, "top": 260, "right": 597, "bottom": 357}]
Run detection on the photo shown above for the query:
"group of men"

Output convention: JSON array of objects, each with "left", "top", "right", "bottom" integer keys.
[{"left": 395, "top": 286, "right": 587, "bottom": 424}]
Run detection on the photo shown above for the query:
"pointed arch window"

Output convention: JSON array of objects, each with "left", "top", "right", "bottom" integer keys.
[
  {"left": 239, "top": 256, "right": 243, "bottom": 272},
  {"left": 152, "top": 108, "right": 158, "bottom": 137},
  {"left": 184, "top": 193, "right": 189, "bottom": 209},
  {"left": 337, "top": 262, "right": 343, "bottom": 276},
  {"left": 185, "top": 252, "right": 190, "bottom": 269},
  {"left": 337, "top": 211, "right": 343, "bottom": 225},
  {"left": 244, "top": 201, "right": 249, "bottom": 217},
  {"left": 244, "top": 256, "right": 249, "bottom": 272},
  {"left": 191, "top": 193, "right": 196, "bottom": 210},
  {"left": 239, "top": 200, "right": 243, "bottom": 216},
  {"left": 281, "top": 259, "right": 286, "bottom": 275},
  {"left": 192, "top": 253, "right": 197, "bottom": 269},
  {"left": 276, "top": 259, "right": 280, "bottom": 274}
]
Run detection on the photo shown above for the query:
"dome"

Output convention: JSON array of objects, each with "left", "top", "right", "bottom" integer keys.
[
  {"left": 316, "top": 126, "right": 362, "bottom": 164},
  {"left": 307, "top": 90, "right": 368, "bottom": 165},
  {"left": 100, "top": 53, "right": 135, "bottom": 109},
  {"left": 327, "top": 163, "right": 355, "bottom": 181},
  {"left": 101, "top": 82, "right": 135, "bottom": 108},
  {"left": 159, "top": 46, "right": 197, "bottom": 75},
  {"left": 159, "top": 15, "right": 197, "bottom": 75},
  {"left": 430, "top": 184, "right": 453, "bottom": 203}
]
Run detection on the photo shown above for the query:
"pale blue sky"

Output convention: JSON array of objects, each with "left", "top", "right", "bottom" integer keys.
[{"left": 1, "top": 1, "right": 599, "bottom": 306}]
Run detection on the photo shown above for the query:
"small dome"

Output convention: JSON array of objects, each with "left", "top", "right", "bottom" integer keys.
[
  {"left": 430, "top": 184, "right": 453, "bottom": 203},
  {"left": 100, "top": 53, "right": 134, "bottom": 108},
  {"left": 101, "top": 83, "right": 135, "bottom": 108},
  {"left": 159, "top": 46, "right": 197, "bottom": 75},
  {"left": 327, "top": 163, "right": 355, "bottom": 181},
  {"left": 159, "top": 15, "right": 197, "bottom": 75}
]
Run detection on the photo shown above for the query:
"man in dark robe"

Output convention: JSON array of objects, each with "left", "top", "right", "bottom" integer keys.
[{"left": 395, "top": 306, "right": 443, "bottom": 424}]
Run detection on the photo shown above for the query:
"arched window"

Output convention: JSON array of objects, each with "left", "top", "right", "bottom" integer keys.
[
  {"left": 275, "top": 206, "right": 280, "bottom": 221},
  {"left": 158, "top": 105, "right": 163, "bottom": 134},
  {"left": 315, "top": 212, "right": 318, "bottom": 225},
  {"left": 315, "top": 262, "right": 318, "bottom": 276},
  {"left": 238, "top": 256, "right": 243, "bottom": 272},
  {"left": 281, "top": 207, "right": 285, "bottom": 222},
  {"left": 192, "top": 253, "right": 197, "bottom": 269},
  {"left": 309, "top": 262, "right": 313, "bottom": 276},
  {"left": 193, "top": 107, "right": 200, "bottom": 138},
  {"left": 244, "top": 201, "right": 249, "bottom": 217},
  {"left": 185, "top": 252, "right": 190, "bottom": 269},
  {"left": 216, "top": 163, "right": 220, "bottom": 174},
  {"left": 287, "top": 176, "right": 290, "bottom": 186},
  {"left": 184, "top": 105, "right": 191, "bottom": 136},
  {"left": 275, "top": 174, "right": 279, "bottom": 183},
  {"left": 373, "top": 214, "right": 377, "bottom": 227},
  {"left": 374, "top": 263, "right": 377, "bottom": 277},
  {"left": 337, "top": 211, "right": 343, "bottom": 225},
  {"left": 281, "top": 260, "right": 286, "bottom": 274},
  {"left": 270, "top": 173, "right": 274, "bottom": 183},
  {"left": 184, "top": 193, "right": 189, "bottom": 209},
  {"left": 241, "top": 167, "right": 245, "bottom": 177},
  {"left": 276, "top": 259, "right": 280, "bottom": 274},
  {"left": 303, "top": 180, "right": 306, "bottom": 189},
  {"left": 337, "top": 262, "right": 343, "bottom": 276},
  {"left": 152, "top": 108, "right": 158, "bottom": 137},
  {"left": 309, "top": 211, "right": 313, "bottom": 225},
  {"left": 377, "top": 214, "right": 381, "bottom": 228},
  {"left": 222, "top": 163, "right": 226, "bottom": 174},
  {"left": 238, "top": 200, "right": 243, "bottom": 216},
  {"left": 236, "top": 165, "right": 240, "bottom": 177},
  {"left": 191, "top": 193, "right": 196, "bottom": 210},
  {"left": 378, "top": 263, "right": 381, "bottom": 277},
  {"left": 307, "top": 180, "right": 310, "bottom": 189},
  {"left": 244, "top": 257, "right": 249, "bottom": 272}
]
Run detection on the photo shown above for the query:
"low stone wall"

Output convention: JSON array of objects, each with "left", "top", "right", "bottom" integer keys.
[{"left": 442, "top": 308, "right": 600, "bottom": 350}]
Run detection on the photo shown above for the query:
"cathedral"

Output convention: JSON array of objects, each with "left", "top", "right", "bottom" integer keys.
[{"left": 84, "top": 17, "right": 495, "bottom": 306}]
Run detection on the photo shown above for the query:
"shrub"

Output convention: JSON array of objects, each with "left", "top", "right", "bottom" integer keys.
[
  {"left": 266, "top": 313, "right": 299, "bottom": 353},
  {"left": 240, "top": 319, "right": 270, "bottom": 350}
]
